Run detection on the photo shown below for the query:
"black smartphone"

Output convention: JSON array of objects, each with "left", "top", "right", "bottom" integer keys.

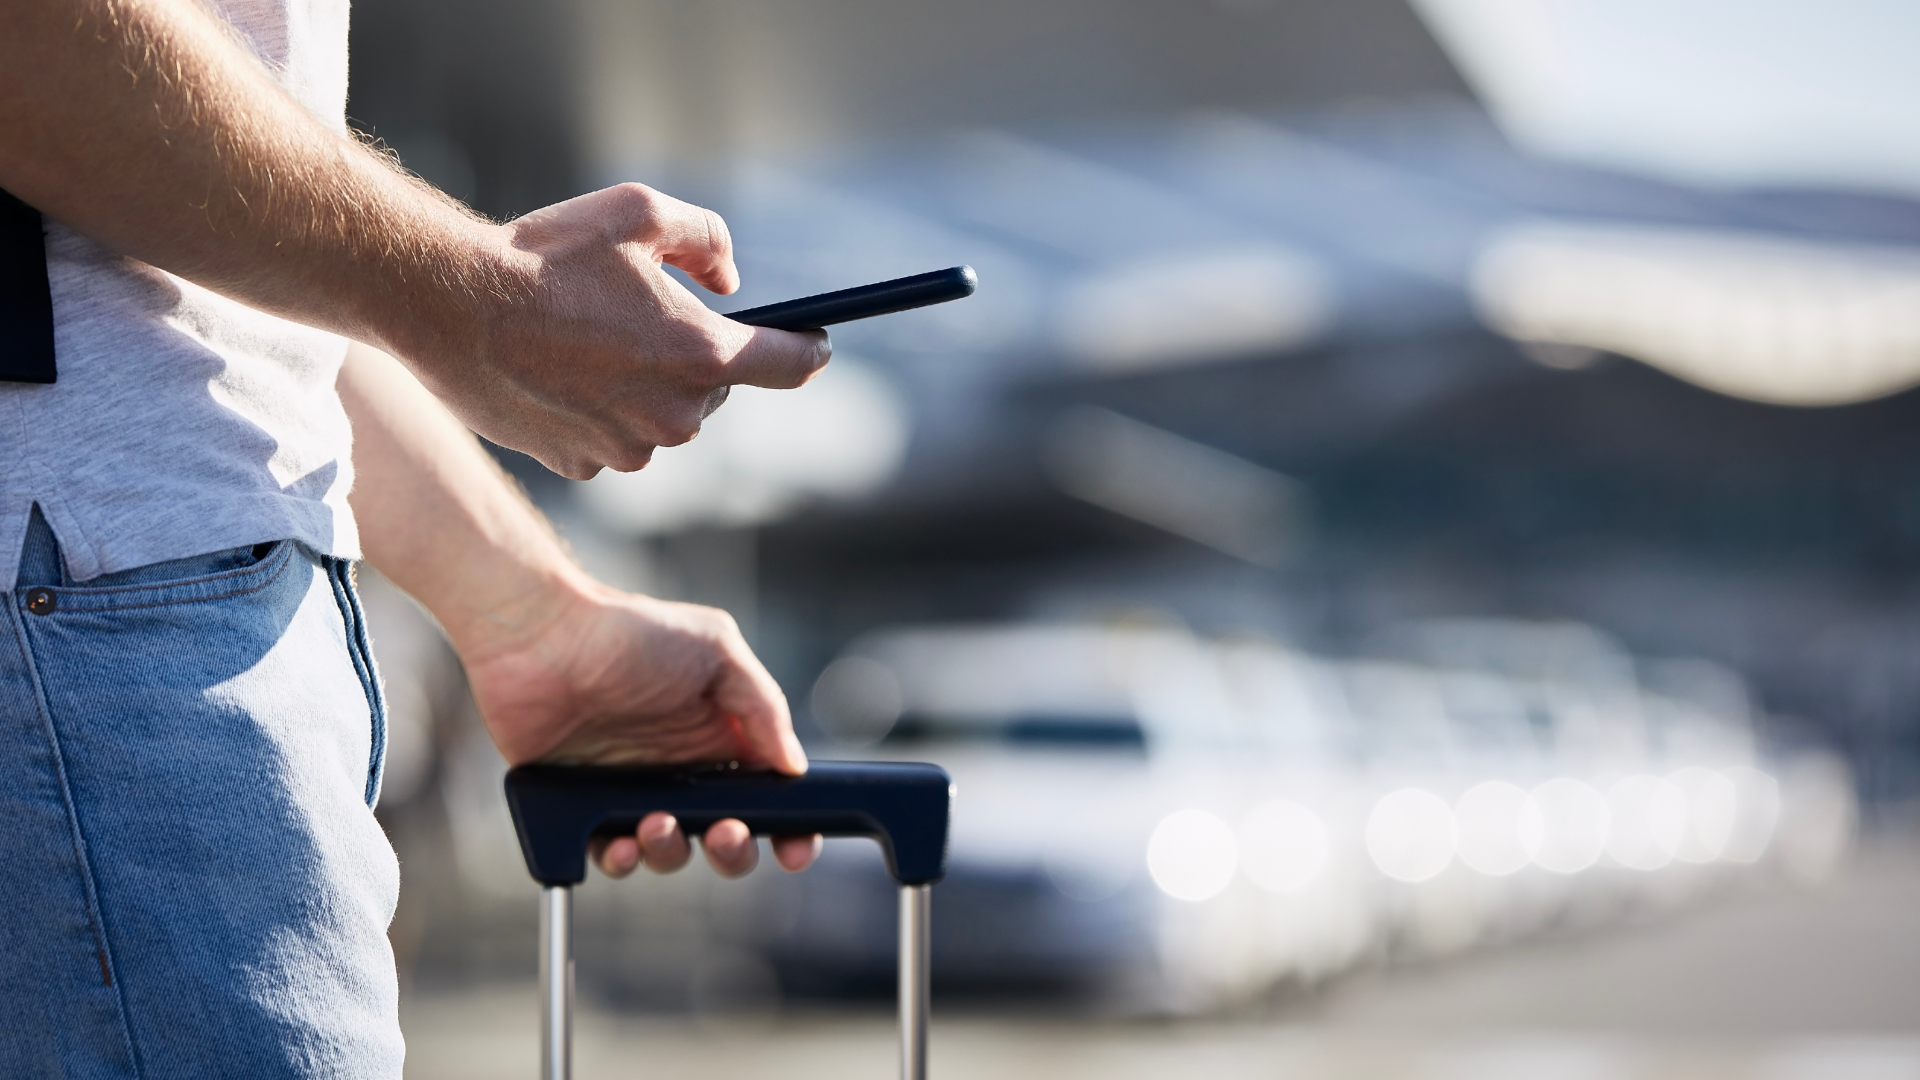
[{"left": 725, "top": 265, "right": 976, "bottom": 331}]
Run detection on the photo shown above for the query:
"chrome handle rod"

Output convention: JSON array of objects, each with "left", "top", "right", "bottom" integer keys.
[
  {"left": 540, "top": 885, "right": 574, "bottom": 1080},
  {"left": 899, "top": 883, "right": 930, "bottom": 1080}
]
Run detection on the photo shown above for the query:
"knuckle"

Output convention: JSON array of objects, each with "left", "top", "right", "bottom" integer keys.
[
  {"left": 611, "top": 181, "right": 659, "bottom": 207},
  {"left": 702, "top": 208, "right": 733, "bottom": 257},
  {"left": 677, "top": 354, "right": 729, "bottom": 394},
  {"left": 693, "top": 331, "right": 731, "bottom": 371},
  {"left": 610, "top": 182, "right": 664, "bottom": 238},
  {"left": 547, "top": 455, "right": 600, "bottom": 482},
  {"left": 606, "top": 443, "right": 656, "bottom": 472},
  {"left": 658, "top": 419, "right": 702, "bottom": 448}
]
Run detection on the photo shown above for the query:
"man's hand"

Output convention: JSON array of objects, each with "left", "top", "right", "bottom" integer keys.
[
  {"left": 340, "top": 343, "right": 820, "bottom": 879},
  {"left": 464, "top": 584, "right": 822, "bottom": 878},
  {"left": 0, "top": 0, "right": 828, "bottom": 480},
  {"left": 410, "top": 184, "right": 832, "bottom": 481}
]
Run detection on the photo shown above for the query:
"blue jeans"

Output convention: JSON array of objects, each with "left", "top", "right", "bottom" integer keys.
[{"left": 0, "top": 511, "right": 403, "bottom": 1078}]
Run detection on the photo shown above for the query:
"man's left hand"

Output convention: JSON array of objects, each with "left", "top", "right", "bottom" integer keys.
[{"left": 460, "top": 582, "right": 822, "bottom": 880}]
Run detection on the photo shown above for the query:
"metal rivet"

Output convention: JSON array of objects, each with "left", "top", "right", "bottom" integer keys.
[{"left": 25, "top": 589, "right": 55, "bottom": 616}]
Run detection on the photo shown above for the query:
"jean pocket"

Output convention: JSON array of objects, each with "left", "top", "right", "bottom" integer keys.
[{"left": 18, "top": 539, "right": 298, "bottom": 616}]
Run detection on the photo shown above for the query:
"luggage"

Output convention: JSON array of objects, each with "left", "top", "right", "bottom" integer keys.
[{"left": 506, "top": 761, "right": 954, "bottom": 1080}]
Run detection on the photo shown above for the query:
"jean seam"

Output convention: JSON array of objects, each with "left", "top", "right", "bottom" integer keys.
[
  {"left": 5, "top": 601, "right": 144, "bottom": 1078},
  {"left": 328, "top": 559, "right": 387, "bottom": 808},
  {"left": 16, "top": 541, "right": 294, "bottom": 614}
]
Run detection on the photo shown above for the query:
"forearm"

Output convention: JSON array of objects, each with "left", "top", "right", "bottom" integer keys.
[
  {"left": 341, "top": 342, "right": 808, "bottom": 779},
  {"left": 338, "top": 342, "right": 592, "bottom": 660},
  {"left": 341, "top": 342, "right": 815, "bottom": 872},
  {"left": 0, "top": 0, "right": 507, "bottom": 362},
  {"left": 3, "top": 0, "right": 827, "bottom": 480}
]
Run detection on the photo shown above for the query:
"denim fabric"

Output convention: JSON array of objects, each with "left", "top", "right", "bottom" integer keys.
[{"left": 0, "top": 510, "right": 403, "bottom": 1078}]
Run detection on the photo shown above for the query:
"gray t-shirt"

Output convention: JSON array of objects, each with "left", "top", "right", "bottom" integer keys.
[{"left": 0, "top": 0, "right": 358, "bottom": 582}]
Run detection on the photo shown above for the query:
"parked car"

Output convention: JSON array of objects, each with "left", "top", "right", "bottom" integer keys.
[{"left": 762, "top": 618, "right": 1849, "bottom": 1011}]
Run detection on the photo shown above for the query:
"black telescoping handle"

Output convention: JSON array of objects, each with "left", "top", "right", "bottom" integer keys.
[
  {"left": 505, "top": 760, "right": 953, "bottom": 887},
  {"left": 726, "top": 266, "right": 976, "bottom": 331}
]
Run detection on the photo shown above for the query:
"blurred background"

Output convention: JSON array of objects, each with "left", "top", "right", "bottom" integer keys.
[{"left": 346, "top": 1, "right": 1920, "bottom": 1076}]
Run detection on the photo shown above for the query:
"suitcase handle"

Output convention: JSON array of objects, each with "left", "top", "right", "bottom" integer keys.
[
  {"left": 504, "top": 759, "right": 953, "bottom": 886},
  {"left": 509, "top": 760, "right": 949, "bottom": 1080}
]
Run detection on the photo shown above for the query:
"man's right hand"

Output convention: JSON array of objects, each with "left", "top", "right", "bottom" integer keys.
[
  {"left": 411, "top": 184, "right": 831, "bottom": 480},
  {"left": 0, "top": 0, "right": 828, "bottom": 480}
]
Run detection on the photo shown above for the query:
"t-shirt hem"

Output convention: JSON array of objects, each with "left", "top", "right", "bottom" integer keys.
[{"left": 17, "top": 493, "right": 361, "bottom": 583}]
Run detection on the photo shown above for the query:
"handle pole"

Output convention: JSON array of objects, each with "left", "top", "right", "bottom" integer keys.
[
  {"left": 540, "top": 885, "right": 573, "bottom": 1080},
  {"left": 899, "top": 883, "right": 930, "bottom": 1080}
]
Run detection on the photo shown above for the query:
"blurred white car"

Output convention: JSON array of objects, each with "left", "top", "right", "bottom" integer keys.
[{"left": 760, "top": 619, "right": 1853, "bottom": 1011}]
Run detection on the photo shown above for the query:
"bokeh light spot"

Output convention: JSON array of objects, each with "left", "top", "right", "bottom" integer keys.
[
  {"left": 1604, "top": 775, "right": 1688, "bottom": 871},
  {"left": 1147, "top": 809, "right": 1240, "bottom": 902},
  {"left": 1367, "top": 788, "right": 1457, "bottom": 883},
  {"left": 1455, "top": 780, "right": 1532, "bottom": 877},
  {"left": 1523, "top": 778, "right": 1609, "bottom": 874}
]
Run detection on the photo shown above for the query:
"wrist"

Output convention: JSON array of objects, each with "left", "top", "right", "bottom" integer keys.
[
  {"left": 437, "top": 552, "right": 605, "bottom": 669},
  {"left": 363, "top": 207, "right": 535, "bottom": 386}
]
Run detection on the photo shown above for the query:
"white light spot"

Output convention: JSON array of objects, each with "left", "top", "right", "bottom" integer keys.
[
  {"left": 1146, "top": 809, "right": 1240, "bottom": 902},
  {"left": 808, "top": 656, "right": 903, "bottom": 747},
  {"left": 1522, "top": 778, "right": 1609, "bottom": 874},
  {"left": 1366, "top": 788, "right": 1457, "bottom": 883},
  {"left": 1670, "top": 767, "right": 1738, "bottom": 863},
  {"left": 1604, "top": 775, "right": 1688, "bottom": 871},
  {"left": 1455, "top": 780, "right": 1532, "bottom": 877},
  {"left": 1723, "top": 766, "right": 1782, "bottom": 865}
]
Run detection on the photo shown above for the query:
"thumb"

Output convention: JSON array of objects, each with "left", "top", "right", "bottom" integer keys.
[{"left": 721, "top": 326, "right": 832, "bottom": 390}]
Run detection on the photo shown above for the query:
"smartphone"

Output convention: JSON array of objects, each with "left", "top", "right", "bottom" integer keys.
[{"left": 725, "top": 265, "right": 976, "bottom": 331}]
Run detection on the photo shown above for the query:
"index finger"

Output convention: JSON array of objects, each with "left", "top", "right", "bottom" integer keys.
[
  {"left": 711, "top": 632, "right": 809, "bottom": 777},
  {"left": 636, "top": 189, "right": 741, "bottom": 296}
]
